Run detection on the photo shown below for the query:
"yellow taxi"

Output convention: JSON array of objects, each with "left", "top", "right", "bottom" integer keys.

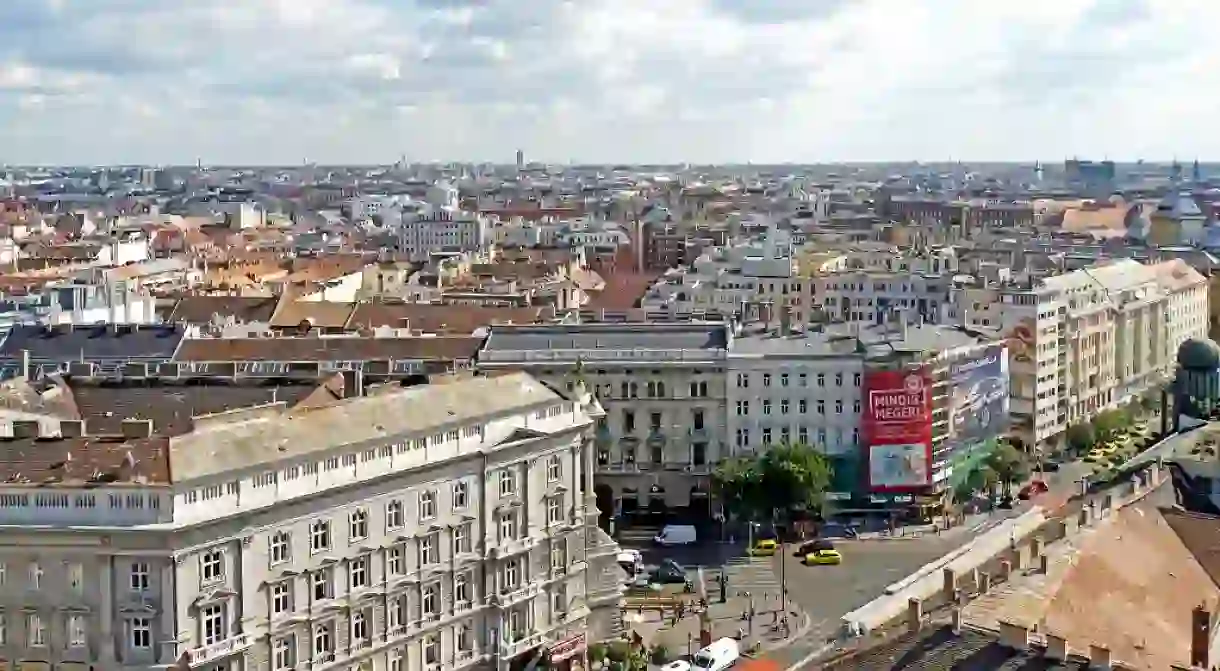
[
  {"left": 803, "top": 548, "right": 843, "bottom": 566},
  {"left": 749, "top": 539, "right": 778, "bottom": 557}
]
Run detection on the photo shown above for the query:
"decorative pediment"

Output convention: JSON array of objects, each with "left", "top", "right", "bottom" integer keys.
[
  {"left": 496, "top": 427, "right": 548, "bottom": 446},
  {"left": 119, "top": 603, "right": 157, "bottom": 615},
  {"left": 192, "top": 588, "right": 237, "bottom": 608}
]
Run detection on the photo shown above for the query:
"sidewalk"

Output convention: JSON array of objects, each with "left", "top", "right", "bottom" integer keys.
[
  {"left": 626, "top": 591, "right": 808, "bottom": 662},
  {"left": 852, "top": 511, "right": 997, "bottom": 541}
]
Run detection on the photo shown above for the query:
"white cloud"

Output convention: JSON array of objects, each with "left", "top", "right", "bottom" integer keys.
[{"left": 0, "top": 0, "right": 1216, "bottom": 164}]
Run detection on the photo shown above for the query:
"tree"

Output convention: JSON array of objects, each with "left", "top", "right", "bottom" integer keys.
[
  {"left": 757, "top": 442, "right": 834, "bottom": 519},
  {"left": 714, "top": 443, "right": 833, "bottom": 522},
  {"left": 711, "top": 457, "right": 765, "bottom": 518},
  {"left": 1092, "top": 408, "right": 1131, "bottom": 441},
  {"left": 985, "top": 441, "right": 1030, "bottom": 492},
  {"left": 1065, "top": 422, "right": 1096, "bottom": 453}
]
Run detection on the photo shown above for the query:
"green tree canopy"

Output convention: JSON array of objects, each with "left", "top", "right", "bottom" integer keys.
[
  {"left": 1092, "top": 408, "right": 1132, "bottom": 441},
  {"left": 713, "top": 442, "right": 833, "bottom": 520},
  {"left": 1065, "top": 422, "right": 1096, "bottom": 452},
  {"left": 984, "top": 441, "right": 1030, "bottom": 490}
]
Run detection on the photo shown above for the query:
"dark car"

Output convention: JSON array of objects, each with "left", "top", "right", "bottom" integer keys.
[
  {"left": 793, "top": 539, "right": 837, "bottom": 557},
  {"left": 649, "top": 559, "right": 689, "bottom": 585}
]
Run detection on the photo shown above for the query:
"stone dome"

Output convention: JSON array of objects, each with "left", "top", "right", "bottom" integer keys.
[{"left": 1177, "top": 338, "right": 1220, "bottom": 370}]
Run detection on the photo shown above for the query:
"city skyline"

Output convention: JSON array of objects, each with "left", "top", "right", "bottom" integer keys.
[{"left": 1, "top": 0, "right": 1217, "bottom": 165}]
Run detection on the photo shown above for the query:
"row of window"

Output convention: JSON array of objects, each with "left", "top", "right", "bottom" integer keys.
[
  {"left": 736, "top": 371, "right": 861, "bottom": 388},
  {"left": 0, "top": 612, "right": 93, "bottom": 648},
  {"left": 0, "top": 492, "right": 160, "bottom": 510},
  {"left": 600, "top": 380, "right": 712, "bottom": 399},
  {"left": 735, "top": 399, "right": 860, "bottom": 415},
  {"left": 183, "top": 409, "right": 570, "bottom": 505},
  {"left": 274, "top": 617, "right": 481, "bottom": 671},
  {"left": 0, "top": 560, "right": 101, "bottom": 592},
  {"left": 734, "top": 427, "right": 858, "bottom": 448}
]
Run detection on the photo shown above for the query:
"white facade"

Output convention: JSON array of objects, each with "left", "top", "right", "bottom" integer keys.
[
  {"left": 0, "top": 374, "right": 622, "bottom": 671},
  {"left": 726, "top": 354, "right": 863, "bottom": 458},
  {"left": 397, "top": 209, "right": 490, "bottom": 261}
]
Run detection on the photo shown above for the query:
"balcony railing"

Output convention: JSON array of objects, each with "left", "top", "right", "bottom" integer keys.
[{"left": 187, "top": 633, "right": 252, "bottom": 666}]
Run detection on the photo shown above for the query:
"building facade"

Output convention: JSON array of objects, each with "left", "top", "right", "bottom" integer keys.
[
  {"left": 980, "top": 259, "right": 1209, "bottom": 451},
  {"left": 479, "top": 323, "right": 730, "bottom": 525},
  {"left": 0, "top": 373, "right": 621, "bottom": 671}
]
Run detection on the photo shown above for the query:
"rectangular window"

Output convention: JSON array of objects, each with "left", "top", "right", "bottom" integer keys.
[
  {"left": 455, "top": 571, "right": 471, "bottom": 603},
  {"left": 312, "top": 569, "right": 332, "bottom": 601},
  {"left": 547, "top": 496, "right": 563, "bottom": 525},
  {"left": 547, "top": 456, "right": 561, "bottom": 482},
  {"left": 452, "top": 481, "right": 468, "bottom": 509},
  {"left": 422, "top": 583, "right": 439, "bottom": 617},
  {"left": 272, "top": 581, "right": 292, "bottom": 615},
  {"left": 202, "top": 604, "right": 225, "bottom": 645},
  {"left": 387, "top": 547, "right": 404, "bottom": 575},
  {"left": 454, "top": 523, "right": 471, "bottom": 554},
  {"left": 420, "top": 533, "right": 439, "bottom": 565},
  {"left": 350, "top": 556, "right": 368, "bottom": 589},
  {"left": 68, "top": 614, "right": 86, "bottom": 647},
  {"left": 499, "top": 470, "right": 515, "bottom": 496},
  {"left": 130, "top": 561, "right": 150, "bottom": 591},
  {"left": 201, "top": 550, "right": 223, "bottom": 583},
  {"left": 270, "top": 532, "right": 291, "bottom": 565},
  {"left": 419, "top": 490, "right": 436, "bottom": 520},
  {"left": 386, "top": 500, "right": 404, "bottom": 529},
  {"left": 499, "top": 512, "right": 517, "bottom": 542},
  {"left": 129, "top": 617, "right": 151, "bottom": 649},
  {"left": 273, "top": 636, "right": 295, "bottom": 671},
  {"left": 28, "top": 614, "right": 46, "bottom": 646},
  {"left": 311, "top": 520, "right": 331, "bottom": 552},
  {"left": 67, "top": 562, "right": 84, "bottom": 592}
]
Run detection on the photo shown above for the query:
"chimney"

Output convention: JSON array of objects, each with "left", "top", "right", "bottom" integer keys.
[
  {"left": 1044, "top": 633, "right": 1069, "bottom": 661},
  {"left": 341, "top": 369, "right": 365, "bottom": 398},
  {"left": 1191, "top": 603, "right": 1211, "bottom": 669},
  {"left": 998, "top": 620, "right": 1030, "bottom": 650},
  {"left": 11, "top": 420, "right": 39, "bottom": 439},
  {"left": 121, "top": 419, "right": 154, "bottom": 439},
  {"left": 1089, "top": 644, "right": 1112, "bottom": 669},
  {"left": 60, "top": 420, "right": 86, "bottom": 438}
]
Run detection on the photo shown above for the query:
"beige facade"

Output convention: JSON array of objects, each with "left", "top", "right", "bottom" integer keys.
[
  {"left": 983, "top": 259, "right": 1208, "bottom": 450},
  {"left": 0, "top": 374, "right": 622, "bottom": 671}
]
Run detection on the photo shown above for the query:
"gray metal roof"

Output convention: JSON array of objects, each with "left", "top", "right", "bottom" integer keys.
[
  {"left": 0, "top": 324, "right": 185, "bottom": 362},
  {"left": 483, "top": 323, "right": 730, "bottom": 353},
  {"left": 732, "top": 323, "right": 996, "bottom": 360}
]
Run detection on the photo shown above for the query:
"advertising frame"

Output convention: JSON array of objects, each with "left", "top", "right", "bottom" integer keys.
[
  {"left": 945, "top": 344, "right": 1009, "bottom": 451},
  {"left": 863, "top": 365, "right": 933, "bottom": 492}
]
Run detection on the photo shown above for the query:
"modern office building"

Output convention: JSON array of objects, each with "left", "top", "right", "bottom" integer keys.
[{"left": 0, "top": 372, "right": 621, "bottom": 671}]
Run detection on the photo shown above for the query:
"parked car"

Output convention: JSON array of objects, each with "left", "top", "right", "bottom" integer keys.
[
  {"left": 654, "top": 524, "right": 698, "bottom": 546},
  {"left": 749, "top": 539, "right": 778, "bottom": 556},
  {"left": 649, "top": 559, "right": 691, "bottom": 585},
  {"left": 1018, "top": 480, "right": 1049, "bottom": 500}
]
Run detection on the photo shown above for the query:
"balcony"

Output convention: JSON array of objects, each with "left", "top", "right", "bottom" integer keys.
[
  {"left": 597, "top": 462, "right": 639, "bottom": 474},
  {"left": 494, "top": 582, "right": 542, "bottom": 608},
  {"left": 500, "top": 631, "right": 546, "bottom": 659},
  {"left": 186, "top": 633, "right": 252, "bottom": 666},
  {"left": 646, "top": 429, "right": 666, "bottom": 446},
  {"left": 688, "top": 427, "right": 709, "bottom": 442}
]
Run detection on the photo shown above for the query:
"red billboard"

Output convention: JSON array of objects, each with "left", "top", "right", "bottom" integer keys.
[{"left": 863, "top": 367, "right": 933, "bottom": 491}]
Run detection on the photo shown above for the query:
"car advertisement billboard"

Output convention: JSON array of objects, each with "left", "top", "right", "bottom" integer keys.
[
  {"left": 863, "top": 367, "right": 933, "bottom": 491},
  {"left": 947, "top": 344, "right": 1009, "bottom": 446}
]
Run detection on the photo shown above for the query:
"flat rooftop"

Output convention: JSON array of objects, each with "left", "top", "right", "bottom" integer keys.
[
  {"left": 732, "top": 322, "right": 997, "bottom": 360},
  {"left": 483, "top": 322, "right": 731, "bottom": 353}
]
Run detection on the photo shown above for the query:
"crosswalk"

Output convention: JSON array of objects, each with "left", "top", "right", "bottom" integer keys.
[{"left": 709, "top": 555, "right": 784, "bottom": 599}]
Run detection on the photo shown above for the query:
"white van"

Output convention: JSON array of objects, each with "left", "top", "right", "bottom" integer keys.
[
  {"left": 691, "top": 637, "right": 740, "bottom": 671},
  {"left": 653, "top": 524, "right": 697, "bottom": 546}
]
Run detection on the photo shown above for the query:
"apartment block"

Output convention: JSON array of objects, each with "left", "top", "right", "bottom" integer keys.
[
  {"left": 0, "top": 373, "right": 620, "bottom": 671},
  {"left": 981, "top": 259, "right": 1208, "bottom": 450}
]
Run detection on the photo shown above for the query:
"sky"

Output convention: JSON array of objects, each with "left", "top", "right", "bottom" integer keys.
[{"left": 1, "top": 0, "right": 1218, "bottom": 165}]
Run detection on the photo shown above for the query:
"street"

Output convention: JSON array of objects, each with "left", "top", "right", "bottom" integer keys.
[{"left": 617, "top": 527, "right": 965, "bottom": 666}]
